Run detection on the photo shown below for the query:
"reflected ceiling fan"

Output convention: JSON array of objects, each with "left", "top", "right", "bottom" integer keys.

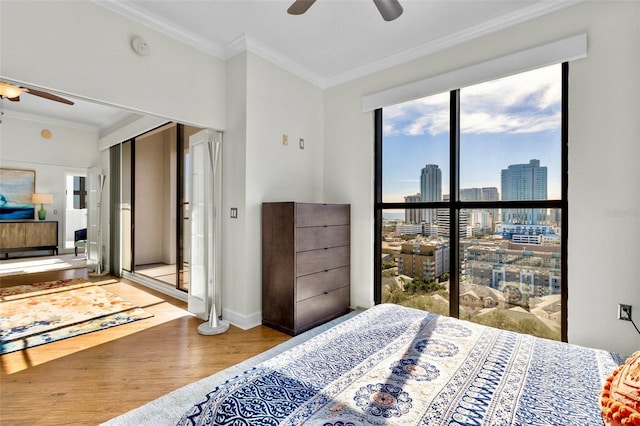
[
  {"left": 288, "top": 0, "right": 403, "bottom": 21},
  {"left": 0, "top": 81, "right": 74, "bottom": 105}
]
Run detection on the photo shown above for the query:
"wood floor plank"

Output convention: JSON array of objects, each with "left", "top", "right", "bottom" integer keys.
[{"left": 0, "top": 269, "right": 290, "bottom": 425}]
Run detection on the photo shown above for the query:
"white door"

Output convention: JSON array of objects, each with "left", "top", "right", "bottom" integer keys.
[
  {"left": 87, "top": 168, "right": 105, "bottom": 273},
  {"left": 188, "top": 130, "right": 222, "bottom": 320}
]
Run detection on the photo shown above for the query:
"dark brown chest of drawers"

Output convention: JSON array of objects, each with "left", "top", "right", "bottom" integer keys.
[{"left": 262, "top": 202, "right": 350, "bottom": 336}]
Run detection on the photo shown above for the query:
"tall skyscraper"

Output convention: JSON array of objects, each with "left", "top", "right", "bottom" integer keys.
[
  {"left": 481, "top": 187, "right": 499, "bottom": 202},
  {"left": 501, "top": 159, "right": 548, "bottom": 224},
  {"left": 404, "top": 193, "right": 421, "bottom": 223},
  {"left": 437, "top": 194, "right": 468, "bottom": 239},
  {"left": 420, "top": 164, "right": 442, "bottom": 223}
]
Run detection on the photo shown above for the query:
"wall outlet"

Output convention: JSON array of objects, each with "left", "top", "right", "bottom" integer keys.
[
  {"left": 618, "top": 303, "right": 632, "bottom": 321},
  {"left": 282, "top": 134, "right": 288, "bottom": 146},
  {"left": 230, "top": 207, "right": 238, "bottom": 219},
  {"left": 299, "top": 138, "right": 304, "bottom": 149}
]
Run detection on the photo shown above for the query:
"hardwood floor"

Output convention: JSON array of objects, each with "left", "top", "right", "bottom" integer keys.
[{"left": 0, "top": 268, "right": 291, "bottom": 425}]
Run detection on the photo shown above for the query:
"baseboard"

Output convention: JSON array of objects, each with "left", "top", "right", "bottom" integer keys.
[{"left": 222, "top": 307, "right": 261, "bottom": 330}]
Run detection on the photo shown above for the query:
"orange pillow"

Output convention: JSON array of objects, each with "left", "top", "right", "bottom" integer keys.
[{"left": 600, "top": 350, "right": 640, "bottom": 426}]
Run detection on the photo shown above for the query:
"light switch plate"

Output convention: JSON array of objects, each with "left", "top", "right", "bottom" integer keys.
[{"left": 230, "top": 207, "right": 238, "bottom": 219}]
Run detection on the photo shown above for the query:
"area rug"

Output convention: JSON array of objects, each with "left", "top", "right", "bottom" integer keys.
[{"left": 0, "top": 278, "right": 153, "bottom": 354}]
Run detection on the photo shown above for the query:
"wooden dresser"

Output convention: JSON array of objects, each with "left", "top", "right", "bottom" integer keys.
[
  {"left": 0, "top": 221, "right": 58, "bottom": 258},
  {"left": 262, "top": 202, "right": 350, "bottom": 336}
]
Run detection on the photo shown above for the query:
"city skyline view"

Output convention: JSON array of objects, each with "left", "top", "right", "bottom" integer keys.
[{"left": 382, "top": 64, "right": 562, "bottom": 204}]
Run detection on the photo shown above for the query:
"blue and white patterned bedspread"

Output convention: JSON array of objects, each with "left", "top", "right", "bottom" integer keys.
[{"left": 177, "top": 304, "right": 618, "bottom": 425}]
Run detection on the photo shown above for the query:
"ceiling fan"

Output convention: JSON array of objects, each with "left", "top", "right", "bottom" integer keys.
[
  {"left": 288, "top": 0, "right": 403, "bottom": 22},
  {"left": 0, "top": 81, "right": 74, "bottom": 105}
]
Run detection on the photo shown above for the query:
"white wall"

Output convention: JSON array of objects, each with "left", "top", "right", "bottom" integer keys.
[
  {"left": 324, "top": 1, "right": 640, "bottom": 356},
  {"left": 0, "top": 116, "right": 99, "bottom": 254},
  {"left": 221, "top": 52, "right": 324, "bottom": 327}
]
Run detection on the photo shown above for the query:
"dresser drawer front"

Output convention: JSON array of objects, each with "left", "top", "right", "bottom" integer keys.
[
  {"left": 295, "top": 203, "right": 349, "bottom": 227},
  {"left": 296, "top": 246, "right": 349, "bottom": 277},
  {"left": 296, "top": 225, "right": 349, "bottom": 252},
  {"left": 296, "top": 266, "right": 350, "bottom": 302},
  {"left": 296, "top": 286, "right": 350, "bottom": 328}
]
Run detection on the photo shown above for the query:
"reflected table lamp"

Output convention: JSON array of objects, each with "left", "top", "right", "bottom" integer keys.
[{"left": 32, "top": 193, "right": 53, "bottom": 220}]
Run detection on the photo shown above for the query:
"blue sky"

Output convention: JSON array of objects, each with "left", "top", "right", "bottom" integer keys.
[{"left": 382, "top": 64, "right": 561, "bottom": 202}]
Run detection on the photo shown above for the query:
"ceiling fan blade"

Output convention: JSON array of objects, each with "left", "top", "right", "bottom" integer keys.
[
  {"left": 287, "top": 0, "right": 316, "bottom": 15},
  {"left": 373, "top": 0, "right": 403, "bottom": 21},
  {"left": 25, "top": 88, "right": 74, "bottom": 105},
  {"left": 7, "top": 96, "right": 20, "bottom": 102}
]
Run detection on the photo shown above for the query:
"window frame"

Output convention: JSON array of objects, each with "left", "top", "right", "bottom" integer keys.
[{"left": 374, "top": 62, "right": 569, "bottom": 341}]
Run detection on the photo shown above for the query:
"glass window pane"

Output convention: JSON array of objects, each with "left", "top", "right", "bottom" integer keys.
[
  {"left": 459, "top": 64, "right": 561, "bottom": 202},
  {"left": 381, "top": 209, "right": 450, "bottom": 316},
  {"left": 382, "top": 93, "right": 450, "bottom": 205},
  {"left": 460, "top": 208, "right": 561, "bottom": 340}
]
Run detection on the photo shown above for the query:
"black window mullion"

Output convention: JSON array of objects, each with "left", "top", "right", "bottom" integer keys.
[
  {"left": 449, "top": 90, "right": 460, "bottom": 318},
  {"left": 561, "top": 62, "right": 569, "bottom": 342},
  {"left": 374, "top": 109, "right": 383, "bottom": 305}
]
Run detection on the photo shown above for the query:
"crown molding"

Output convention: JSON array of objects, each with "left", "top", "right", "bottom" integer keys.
[
  {"left": 224, "top": 35, "right": 325, "bottom": 88},
  {"left": 94, "top": 0, "right": 583, "bottom": 89},
  {"left": 93, "top": 0, "right": 225, "bottom": 58},
  {"left": 323, "top": 0, "right": 584, "bottom": 88},
  {"left": 2, "top": 110, "right": 101, "bottom": 132}
]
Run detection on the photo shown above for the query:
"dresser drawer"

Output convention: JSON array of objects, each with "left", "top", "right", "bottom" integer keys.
[
  {"left": 296, "top": 245, "right": 349, "bottom": 277},
  {"left": 296, "top": 266, "right": 350, "bottom": 302},
  {"left": 296, "top": 225, "right": 349, "bottom": 252},
  {"left": 295, "top": 286, "right": 350, "bottom": 328},
  {"left": 295, "top": 203, "right": 349, "bottom": 227}
]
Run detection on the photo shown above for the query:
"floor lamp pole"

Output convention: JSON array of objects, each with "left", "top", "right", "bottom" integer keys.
[{"left": 197, "top": 138, "right": 228, "bottom": 335}]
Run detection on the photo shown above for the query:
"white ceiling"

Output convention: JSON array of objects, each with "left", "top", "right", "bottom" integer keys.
[{"left": 1, "top": 0, "right": 578, "bottom": 131}]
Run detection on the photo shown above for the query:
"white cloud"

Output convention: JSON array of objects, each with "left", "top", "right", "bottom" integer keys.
[{"left": 384, "top": 64, "right": 561, "bottom": 137}]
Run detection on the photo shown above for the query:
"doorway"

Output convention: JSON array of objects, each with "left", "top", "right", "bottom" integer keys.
[
  {"left": 118, "top": 123, "right": 203, "bottom": 292},
  {"left": 63, "top": 172, "right": 87, "bottom": 252}
]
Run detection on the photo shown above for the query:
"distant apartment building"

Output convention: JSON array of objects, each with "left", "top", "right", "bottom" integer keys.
[
  {"left": 404, "top": 193, "right": 421, "bottom": 223},
  {"left": 395, "top": 223, "right": 422, "bottom": 235},
  {"left": 422, "top": 222, "right": 438, "bottom": 237},
  {"left": 396, "top": 242, "right": 449, "bottom": 280},
  {"left": 501, "top": 159, "right": 548, "bottom": 225},
  {"left": 495, "top": 223, "right": 560, "bottom": 244},
  {"left": 463, "top": 240, "right": 561, "bottom": 302},
  {"left": 420, "top": 164, "right": 441, "bottom": 223}
]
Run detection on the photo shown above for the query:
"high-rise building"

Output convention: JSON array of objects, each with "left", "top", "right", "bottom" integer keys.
[
  {"left": 501, "top": 159, "right": 547, "bottom": 225},
  {"left": 460, "top": 187, "right": 499, "bottom": 202},
  {"left": 437, "top": 194, "right": 468, "bottom": 239},
  {"left": 420, "top": 164, "right": 442, "bottom": 223},
  {"left": 460, "top": 187, "right": 499, "bottom": 231},
  {"left": 404, "top": 193, "right": 421, "bottom": 223},
  {"left": 460, "top": 188, "right": 482, "bottom": 201},
  {"left": 481, "top": 187, "right": 499, "bottom": 202}
]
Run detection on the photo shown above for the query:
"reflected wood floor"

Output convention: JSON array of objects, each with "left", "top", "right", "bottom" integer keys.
[{"left": 0, "top": 269, "right": 290, "bottom": 425}]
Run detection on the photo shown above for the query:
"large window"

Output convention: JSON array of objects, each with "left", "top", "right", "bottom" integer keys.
[{"left": 375, "top": 63, "right": 567, "bottom": 341}]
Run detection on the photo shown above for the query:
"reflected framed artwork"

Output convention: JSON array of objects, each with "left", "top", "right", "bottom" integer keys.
[{"left": 0, "top": 168, "right": 36, "bottom": 220}]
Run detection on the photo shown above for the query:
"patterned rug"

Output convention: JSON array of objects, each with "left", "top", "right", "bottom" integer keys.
[{"left": 0, "top": 278, "right": 153, "bottom": 354}]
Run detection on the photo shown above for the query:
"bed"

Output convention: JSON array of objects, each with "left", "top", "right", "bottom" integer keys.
[{"left": 106, "top": 303, "right": 621, "bottom": 425}]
